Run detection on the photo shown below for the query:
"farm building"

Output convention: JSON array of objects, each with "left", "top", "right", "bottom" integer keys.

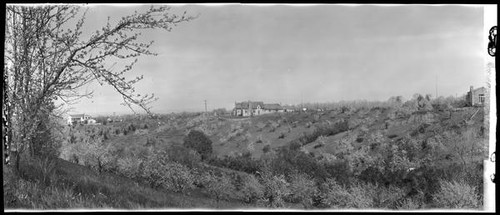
[
  {"left": 466, "top": 86, "right": 486, "bottom": 107},
  {"left": 233, "top": 101, "right": 287, "bottom": 117},
  {"left": 282, "top": 105, "right": 297, "bottom": 112},
  {"left": 67, "top": 114, "right": 93, "bottom": 125}
]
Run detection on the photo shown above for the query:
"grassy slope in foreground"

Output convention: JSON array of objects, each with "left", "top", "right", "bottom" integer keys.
[{"left": 3, "top": 157, "right": 253, "bottom": 210}]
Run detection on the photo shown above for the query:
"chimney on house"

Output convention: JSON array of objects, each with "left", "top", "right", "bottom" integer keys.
[{"left": 470, "top": 86, "right": 474, "bottom": 106}]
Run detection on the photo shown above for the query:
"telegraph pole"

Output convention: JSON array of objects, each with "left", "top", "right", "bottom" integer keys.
[
  {"left": 204, "top": 100, "right": 207, "bottom": 115},
  {"left": 435, "top": 73, "right": 438, "bottom": 99},
  {"left": 204, "top": 100, "right": 208, "bottom": 124}
]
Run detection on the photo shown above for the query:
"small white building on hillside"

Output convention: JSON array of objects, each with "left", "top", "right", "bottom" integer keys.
[
  {"left": 233, "top": 101, "right": 288, "bottom": 117},
  {"left": 67, "top": 114, "right": 92, "bottom": 125}
]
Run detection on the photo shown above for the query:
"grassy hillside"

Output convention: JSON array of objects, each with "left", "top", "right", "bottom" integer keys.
[
  {"left": 4, "top": 96, "right": 488, "bottom": 210},
  {"left": 4, "top": 156, "right": 258, "bottom": 210}
]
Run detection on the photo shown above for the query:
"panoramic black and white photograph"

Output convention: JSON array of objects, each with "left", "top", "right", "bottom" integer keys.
[{"left": 3, "top": 3, "right": 496, "bottom": 211}]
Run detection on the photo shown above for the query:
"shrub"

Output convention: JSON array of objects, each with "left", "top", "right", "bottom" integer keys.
[
  {"left": 432, "top": 179, "right": 480, "bottom": 209},
  {"left": 262, "top": 144, "right": 271, "bottom": 153},
  {"left": 128, "top": 124, "right": 136, "bottom": 132},
  {"left": 203, "top": 172, "right": 237, "bottom": 204},
  {"left": 289, "top": 140, "right": 302, "bottom": 151},
  {"left": 376, "top": 184, "right": 407, "bottom": 209},
  {"left": 396, "top": 196, "right": 423, "bottom": 210},
  {"left": 142, "top": 152, "right": 195, "bottom": 193},
  {"left": 116, "top": 157, "right": 143, "bottom": 180},
  {"left": 319, "top": 178, "right": 352, "bottom": 208},
  {"left": 165, "top": 144, "right": 201, "bottom": 168},
  {"left": 183, "top": 130, "right": 213, "bottom": 160},
  {"left": 159, "top": 162, "right": 195, "bottom": 193},
  {"left": 319, "top": 179, "right": 376, "bottom": 209},
  {"left": 271, "top": 146, "right": 330, "bottom": 180},
  {"left": 286, "top": 172, "right": 317, "bottom": 208},
  {"left": 410, "top": 94, "right": 433, "bottom": 111},
  {"left": 347, "top": 181, "right": 377, "bottom": 209},
  {"left": 207, "top": 154, "right": 262, "bottom": 174},
  {"left": 260, "top": 172, "right": 290, "bottom": 208},
  {"left": 238, "top": 174, "right": 265, "bottom": 203}
]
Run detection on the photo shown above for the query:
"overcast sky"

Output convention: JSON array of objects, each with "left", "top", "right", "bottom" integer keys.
[{"left": 67, "top": 4, "right": 487, "bottom": 115}]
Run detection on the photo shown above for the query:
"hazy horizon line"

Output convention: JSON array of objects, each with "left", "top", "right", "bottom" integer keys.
[{"left": 67, "top": 91, "right": 469, "bottom": 116}]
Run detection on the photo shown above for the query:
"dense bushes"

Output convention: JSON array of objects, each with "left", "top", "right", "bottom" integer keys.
[
  {"left": 163, "top": 144, "right": 201, "bottom": 168},
  {"left": 259, "top": 172, "right": 290, "bottom": 208},
  {"left": 432, "top": 179, "right": 480, "bottom": 209},
  {"left": 202, "top": 171, "right": 237, "bottom": 204},
  {"left": 270, "top": 146, "right": 330, "bottom": 181},
  {"left": 116, "top": 157, "right": 143, "bottom": 180},
  {"left": 286, "top": 172, "right": 317, "bottom": 208},
  {"left": 207, "top": 153, "right": 263, "bottom": 174},
  {"left": 318, "top": 179, "right": 415, "bottom": 209},
  {"left": 319, "top": 178, "right": 362, "bottom": 208},
  {"left": 141, "top": 151, "right": 195, "bottom": 193},
  {"left": 183, "top": 130, "right": 213, "bottom": 160},
  {"left": 237, "top": 174, "right": 265, "bottom": 203},
  {"left": 50, "top": 102, "right": 485, "bottom": 210}
]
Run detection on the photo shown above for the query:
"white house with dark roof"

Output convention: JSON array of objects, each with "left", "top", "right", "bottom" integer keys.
[
  {"left": 67, "top": 114, "right": 92, "bottom": 125},
  {"left": 233, "top": 101, "right": 286, "bottom": 116}
]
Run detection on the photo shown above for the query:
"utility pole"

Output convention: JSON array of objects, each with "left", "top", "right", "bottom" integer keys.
[
  {"left": 435, "top": 73, "right": 438, "bottom": 99},
  {"left": 204, "top": 100, "right": 207, "bottom": 115},
  {"left": 204, "top": 100, "right": 208, "bottom": 124}
]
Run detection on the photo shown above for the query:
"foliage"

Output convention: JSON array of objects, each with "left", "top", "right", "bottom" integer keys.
[
  {"left": 270, "top": 146, "right": 330, "bottom": 181},
  {"left": 259, "top": 171, "right": 290, "bottom": 208},
  {"left": 164, "top": 144, "right": 201, "bottom": 168},
  {"left": 396, "top": 195, "right": 425, "bottom": 210},
  {"left": 207, "top": 153, "right": 262, "bottom": 175},
  {"left": 319, "top": 178, "right": 376, "bottom": 209},
  {"left": 409, "top": 94, "right": 433, "bottom": 111},
  {"left": 318, "top": 178, "right": 351, "bottom": 208},
  {"left": 286, "top": 172, "right": 318, "bottom": 208},
  {"left": 116, "top": 157, "right": 144, "bottom": 180},
  {"left": 141, "top": 151, "right": 195, "bottom": 193},
  {"left": 237, "top": 174, "right": 265, "bottom": 203},
  {"left": 443, "top": 128, "right": 485, "bottom": 170},
  {"left": 31, "top": 104, "right": 64, "bottom": 159},
  {"left": 3, "top": 4, "right": 195, "bottom": 168},
  {"left": 375, "top": 184, "right": 407, "bottom": 209},
  {"left": 183, "top": 130, "right": 213, "bottom": 160},
  {"left": 202, "top": 171, "right": 237, "bottom": 204},
  {"left": 432, "top": 179, "right": 480, "bottom": 209},
  {"left": 262, "top": 144, "right": 271, "bottom": 153}
]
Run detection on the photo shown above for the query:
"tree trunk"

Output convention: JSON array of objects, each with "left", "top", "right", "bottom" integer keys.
[{"left": 3, "top": 66, "right": 13, "bottom": 166}]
